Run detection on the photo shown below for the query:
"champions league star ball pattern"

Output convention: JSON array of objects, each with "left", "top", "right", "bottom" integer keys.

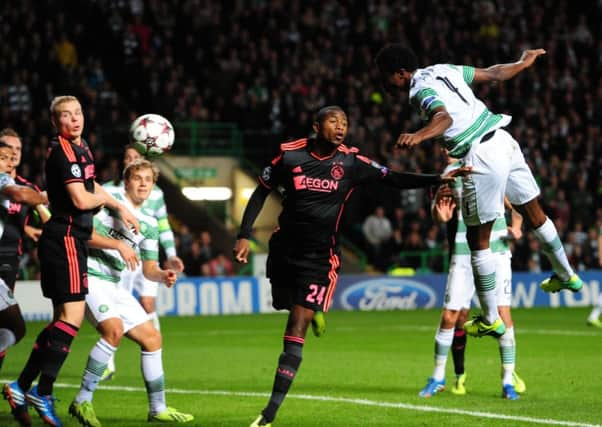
[{"left": 129, "top": 114, "right": 175, "bottom": 158}]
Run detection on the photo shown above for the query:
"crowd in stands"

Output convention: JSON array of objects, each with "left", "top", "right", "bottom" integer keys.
[{"left": 1, "top": 0, "right": 600, "bottom": 275}]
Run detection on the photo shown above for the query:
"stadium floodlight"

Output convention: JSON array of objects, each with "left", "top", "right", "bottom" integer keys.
[
  {"left": 241, "top": 188, "right": 255, "bottom": 200},
  {"left": 181, "top": 186, "right": 233, "bottom": 201}
]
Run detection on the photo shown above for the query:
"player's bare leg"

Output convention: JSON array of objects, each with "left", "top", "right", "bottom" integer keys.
[{"left": 140, "top": 296, "right": 160, "bottom": 331}]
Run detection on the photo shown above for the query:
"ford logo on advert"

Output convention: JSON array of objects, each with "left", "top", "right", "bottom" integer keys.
[{"left": 340, "top": 278, "right": 437, "bottom": 311}]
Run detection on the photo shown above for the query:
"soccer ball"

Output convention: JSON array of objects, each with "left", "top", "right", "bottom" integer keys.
[{"left": 129, "top": 114, "right": 175, "bottom": 158}]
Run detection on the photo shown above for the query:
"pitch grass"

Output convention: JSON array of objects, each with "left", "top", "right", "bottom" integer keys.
[{"left": 1, "top": 307, "right": 600, "bottom": 426}]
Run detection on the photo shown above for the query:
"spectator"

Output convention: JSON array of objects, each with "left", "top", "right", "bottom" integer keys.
[
  {"left": 203, "top": 253, "right": 234, "bottom": 277},
  {"left": 362, "top": 206, "right": 392, "bottom": 271}
]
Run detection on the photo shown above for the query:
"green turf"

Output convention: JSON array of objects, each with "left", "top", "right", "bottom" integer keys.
[{"left": 1, "top": 307, "right": 600, "bottom": 426}]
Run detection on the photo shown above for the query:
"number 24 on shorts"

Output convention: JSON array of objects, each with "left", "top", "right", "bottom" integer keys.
[{"left": 306, "top": 284, "right": 326, "bottom": 304}]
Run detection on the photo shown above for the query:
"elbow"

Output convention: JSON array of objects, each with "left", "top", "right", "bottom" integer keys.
[
  {"left": 11, "top": 191, "right": 28, "bottom": 204},
  {"left": 71, "top": 196, "right": 89, "bottom": 211}
]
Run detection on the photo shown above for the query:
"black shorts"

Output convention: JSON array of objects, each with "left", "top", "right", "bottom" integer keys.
[
  {"left": 266, "top": 232, "right": 340, "bottom": 312},
  {"left": 38, "top": 232, "right": 88, "bottom": 304},
  {"left": 0, "top": 254, "right": 19, "bottom": 291}
]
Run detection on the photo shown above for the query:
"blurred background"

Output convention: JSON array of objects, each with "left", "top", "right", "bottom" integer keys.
[{"left": 1, "top": 0, "right": 600, "bottom": 279}]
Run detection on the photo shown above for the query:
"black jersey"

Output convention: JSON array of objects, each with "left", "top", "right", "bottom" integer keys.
[
  {"left": 0, "top": 175, "right": 40, "bottom": 256},
  {"left": 44, "top": 136, "right": 96, "bottom": 240},
  {"left": 259, "top": 138, "right": 394, "bottom": 254}
]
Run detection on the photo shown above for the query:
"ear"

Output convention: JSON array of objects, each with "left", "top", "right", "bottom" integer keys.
[{"left": 312, "top": 121, "right": 319, "bottom": 134}]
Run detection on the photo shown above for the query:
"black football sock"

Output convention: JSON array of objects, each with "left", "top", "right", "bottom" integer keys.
[
  {"left": 18, "top": 324, "right": 52, "bottom": 391},
  {"left": 262, "top": 335, "right": 304, "bottom": 423},
  {"left": 37, "top": 320, "right": 79, "bottom": 395},
  {"left": 452, "top": 328, "right": 467, "bottom": 376}
]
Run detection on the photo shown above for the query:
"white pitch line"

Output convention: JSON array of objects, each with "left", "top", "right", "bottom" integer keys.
[
  {"left": 44, "top": 381, "right": 599, "bottom": 427},
  {"left": 73, "top": 324, "right": 600, "bottom": 338}
]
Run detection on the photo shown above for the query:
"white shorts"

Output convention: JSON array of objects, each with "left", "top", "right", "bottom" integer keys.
[
  {"left": 461, "top": 129, "right": 540, "bottom": 225},
  {"left": 85, "top": 275, "right": 150, "bottom": 333},
  {"left": 118, "top": 264, "right": 159, "bottom": 298},
  {"left": 443, "top": 253, "right": 513, "bottom": 310},
  {"left": 0, "top": 278, "right": 17, "bottom": 311}
]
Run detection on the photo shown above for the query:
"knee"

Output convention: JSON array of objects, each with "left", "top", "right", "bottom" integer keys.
[
  {"left": 140, "top": 298, "right": 155, "bottom": 313},
  {"left": 456, "top": 310, "right": 470, "bottom": 326},
  {"left": 102, "top": 327, "right": 124, "bottom": 347},
  {"left": 441, "top": 310, "right": 459, "bottom": 328},
  {"left": 142, "top": 329, "right": 162, "bottom": 351}
]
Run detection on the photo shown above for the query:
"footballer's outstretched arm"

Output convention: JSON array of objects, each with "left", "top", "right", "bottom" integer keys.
[
  {"left": 233, "top": 184, "right": 271, "bottom": 264},
  {"left": 395, "top": 106, "right": 453, "bottom": 148},
  {"left": 473, "top": 49, "right": 546, "bottom": 83},
  {"left": 383, "top": 166, "right": 471, "bottom": 189},
  {"left": 2, "top": 184, "right": 47, "bottom": 206}
]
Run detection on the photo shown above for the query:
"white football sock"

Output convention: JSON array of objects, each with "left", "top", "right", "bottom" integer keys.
[
  {"left": 471, "top": 249, "right": 499, "bottom": 324},
  {"left": 142, "top": 349, "right": 167, "bottom": 415},
  {"left": 432, "top": 327, "right": 454, "bottom": 381},
  {"left": 76, "top": 338, "right": 117, "bottom": 403},
  {"left": 533, "top": 218, "right": 574, "bottom": 281}
]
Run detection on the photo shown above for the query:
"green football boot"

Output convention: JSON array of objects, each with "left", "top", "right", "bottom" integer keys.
[
  {"left": 540, "top": 274, "right": 583, "bottom": 293},
  {"left": 311, "top": 311, "right": 326, "bottom": 337},
  {"left": 463, "top": 315, "right": 506, "bottom": 338},
  {"left": 69, "top": 400, "right": 101, "bottom": 427}
]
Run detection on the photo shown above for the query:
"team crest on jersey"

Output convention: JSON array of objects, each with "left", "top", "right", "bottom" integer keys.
[
  {"left": 71, "top": 164, "right": 82, "bottom": 178},
  {"left": 261, "top": 166, "right": 272, "bottom": 181},
  {"left": 330, "top": 162, "right": 344, "bottom": 180}
]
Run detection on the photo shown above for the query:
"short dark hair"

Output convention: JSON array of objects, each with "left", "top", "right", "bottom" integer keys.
[
  {"left": 315, "top": 105, "right": 345, "bottom": 124},
  {"left": 0, "top": 128, "right": 19, "bottom": 140},
  {"left": 375, "top": 44, "right": 418, "bottom": 74}
]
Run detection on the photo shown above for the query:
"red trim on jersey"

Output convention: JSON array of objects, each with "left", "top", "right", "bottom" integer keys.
[
  {"left": 270, "top": 152, "right": 283, "bottom": 166},
  {"left": 16, "top": 175, "right": 42, "bottom": 192},
  {"left": 58, "top": 136, "right": 77, "bottom": 162},
  {"left": 356, "top": 154, "right": 372, "bottom": 164},
  {"left": 336, "top": 144, "right": 359, "bottom": 154},
  {"left": 258, "top": 176, "right": 271, "bottom": 189},
  {"left": 324, "top": 251, "right": 340, "bottom": 312},
  {"left": 309, "top": 150, "right": 336, "bottom": 160},
  {"left": 64, "top": 236, "right": 80, "bottom": 294},
  {"left": 280, "top": 138, "right": 307, "bottom": 151},
  {"left": 64, "top": 178, "right": 84, "bottom": 184},
  {"left": 334, "top": 188, "right": 355, "bottom": 233}
]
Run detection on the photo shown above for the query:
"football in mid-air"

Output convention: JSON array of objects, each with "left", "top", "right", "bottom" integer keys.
[{"left": 129, "top": 113, "right": 175, "bottom": 158}]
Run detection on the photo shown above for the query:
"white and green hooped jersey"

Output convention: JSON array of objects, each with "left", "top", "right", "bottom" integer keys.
[
  {"left": 410, "top": 64, "right": 512, "bottom": 158},
  {"left": 444, "top": 162, "right": 510, "bottom": 256},
  {"left": 104, "top": 181, "right": 177, "bottom": 258},
  {"left": 0, "top": 172, "right": 15, "bottom": 239},
  {"left": 88, "top": 188, "right": 159, "bottom": 283}
]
